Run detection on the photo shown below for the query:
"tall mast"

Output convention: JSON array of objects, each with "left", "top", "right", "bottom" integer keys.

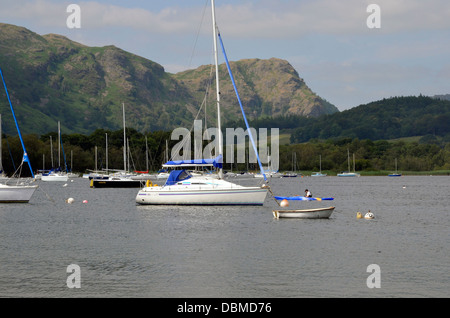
[
  {"left": 122, "top": 103, "right": 126, "bottom": 173},
  {"left": 165, "top": 139, "right": 168, "bottom": 163},
  {"left": 347, "top": 148, "right": 350, "bottom": 172},
  {"left": 127, "top": 138, "right": 130, "bottom": 172},
  {"left": 58, "top": 121, "right": 61, "bottom": 169},
  {"left": 105, "top": 133, "right": 108, "bottom": 173},
  {"left": 319, "top": 155, "right": 322, "bottom": 173},
  {"left": 0, "top": 114, "right": 2, "bottom": 173},
  {"left": 145, "top": 135, "right": 149, "bottom": 172},
  {"left": 50, "top": 136, "right": 53, "bottom": 167},
  {"left": 211, "top": 0, "right": 223, "bottom": 178}
]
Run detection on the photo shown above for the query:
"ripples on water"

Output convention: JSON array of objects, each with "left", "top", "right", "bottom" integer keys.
[{"left": 0, "top": 176, "right": 448, "bottom": 297}]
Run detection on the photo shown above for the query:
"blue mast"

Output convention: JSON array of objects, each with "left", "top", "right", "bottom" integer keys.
[
  {"left": 217, "top": 32, "right": 267, "bottom": 181},
  {"left": 0, "top": 68, "right": 35, "bottom": 178}
]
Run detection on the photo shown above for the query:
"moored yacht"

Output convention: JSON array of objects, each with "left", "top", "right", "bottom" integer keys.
[
  {"left": 136, "top": 168, "right": 267, "bottom": 205},
  {"left": 136, "top": 1, "right": 269, "bottom": 206}
]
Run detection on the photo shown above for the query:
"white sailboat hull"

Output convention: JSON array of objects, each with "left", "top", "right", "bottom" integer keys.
[
  {"left": 136, "top": 176, "right": 267, "bottom": 205},
  {"left": 41, "top": 174, "right": 68, "bottom": 182},
  {"left": 0, "top": 184, "right": 38, "bottom": 203},
  {"left": 337, "top": 172, "right": 360, "bottom": 177},
  {"left": 137, "top": 187, "right": 267, "bottom": 205}
]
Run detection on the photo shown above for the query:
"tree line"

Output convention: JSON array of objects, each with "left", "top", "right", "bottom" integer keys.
[
  {"left": 277, "top": 137, "right": 449, "bottom": 173},
  {"left": 2, "top": 128, "right": 449, "bottom": 177},
  {"left": 2, "top": 128, "right": 173, "bottom": 177}
]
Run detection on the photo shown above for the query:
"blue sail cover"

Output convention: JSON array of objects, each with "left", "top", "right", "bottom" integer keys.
[
  {"left": 163, "top": 155, "right": 223, "bottom": 169},
  {"left": 165, "top": 170, "right": 192, "bottom": 186}
]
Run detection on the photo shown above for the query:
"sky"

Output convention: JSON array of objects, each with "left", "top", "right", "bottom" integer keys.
[{"left": 1, "top": 0, "right": 449, "bottom": 111}]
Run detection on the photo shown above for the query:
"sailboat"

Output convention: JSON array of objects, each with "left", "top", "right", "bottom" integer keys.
[
  {"left": 135, "top": 0, "right": 268, "bottom": 205},
  {"left": 155, "top": 140, "right": 170, "bottom": 179},
  {"left": 91, "top": 103, "right": 143, "bottom": 188},
  {"left": 130, "top": 136, "right": 156, "bottom": 180},
  {"left": 388, "top": 158, "right": 402, "bottom": 177},
  {"left": 281, "top": 152, "right": 298, "bottom": 177},
  {"left": 42, "top": 122, "right": 68, "bottom": 181},
  {"left": 0, "top": 68, "right": 38, "bottom": 202},
  {"left": 337, "top": 149, "right": 360, "bottom": 177},
  {"left": 311, "top": 155, "right": 327, "bottom": 177},
  {"left": 255, "top": 152, "right": 281, "bottom": 178},
  {"left": 67, "top": 150, "right": 79, "bottom": 178}
]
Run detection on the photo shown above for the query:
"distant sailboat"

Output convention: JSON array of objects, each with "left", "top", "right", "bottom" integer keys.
[
  {"left": 67, "top": 150, "right": 79, "bottom": 178},
  {"left": 337, "top": 149, "right": 360, "bottom": 177},
  {"left": 281, "top": 152, "right": 298, "bottom": 177},
  {"left": 255, "top": 150, "right": 281, "bottom": 178},
  {"left": 388, "top": 158, "right": 402, "bottom": 177},
  {"left": 91, "top": 103, "right": 143, "bottom": 188},
  {"left": 0, "top": 68, "right": 37, "bottom": 202},
  {"left": 311, "top": 155, "right": 327, "bottom": 177},
  {"left": 41, "top": 122, "right": 68, "bottom": 181}
]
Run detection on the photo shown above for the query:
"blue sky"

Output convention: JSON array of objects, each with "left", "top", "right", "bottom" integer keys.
[{"left": 1, "top": 0, "right": 449, "bottom": 111}]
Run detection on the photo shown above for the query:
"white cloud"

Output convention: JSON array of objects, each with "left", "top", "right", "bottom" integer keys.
[
  {"left": 1, "top": 0, "right": 448, "bottom": 109},
  {"left": 3, "top": 0, "right": 449, "bottom": 37},
  {"left": 213, "top": 0, "right": 450, "bottom": 38},
  {"left": 1, "top": 0, "right": 67, "bottom": 27}
]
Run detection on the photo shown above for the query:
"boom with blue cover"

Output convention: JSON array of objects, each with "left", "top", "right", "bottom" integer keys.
[{"left": 163, "top": 155, "right": 223, "bottom": 169}]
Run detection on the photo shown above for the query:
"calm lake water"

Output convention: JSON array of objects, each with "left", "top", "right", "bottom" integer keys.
[{"left": 0, "top": 175, "right": 448, "bottom": 298}]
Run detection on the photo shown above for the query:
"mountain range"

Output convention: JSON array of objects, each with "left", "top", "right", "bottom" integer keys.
[{"left": 0, "top": 23, "right": 338, "bottom": 136}]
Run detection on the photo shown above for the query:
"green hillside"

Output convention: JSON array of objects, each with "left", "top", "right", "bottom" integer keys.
[
  {"left": 0, "top": 23, "right": 338, "bottom": 136},
  {"left": 290, "top": 96, "right": 450, "bottom": 143},
  {"left": 0, "top": 23, "right": 193, "bottom": 135}
]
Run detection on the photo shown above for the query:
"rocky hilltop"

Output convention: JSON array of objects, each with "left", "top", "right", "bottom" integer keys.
[
  {"left": 174, "top": 58, "right": 337, "bottom": 120},
  {"left": 0, "top": 23, "right": 338, "bottom": 135}
]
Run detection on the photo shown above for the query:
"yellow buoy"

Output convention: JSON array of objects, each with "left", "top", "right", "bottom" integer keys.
[{"left": 356, "top": 212, "right": 363, "bottom": 219}]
